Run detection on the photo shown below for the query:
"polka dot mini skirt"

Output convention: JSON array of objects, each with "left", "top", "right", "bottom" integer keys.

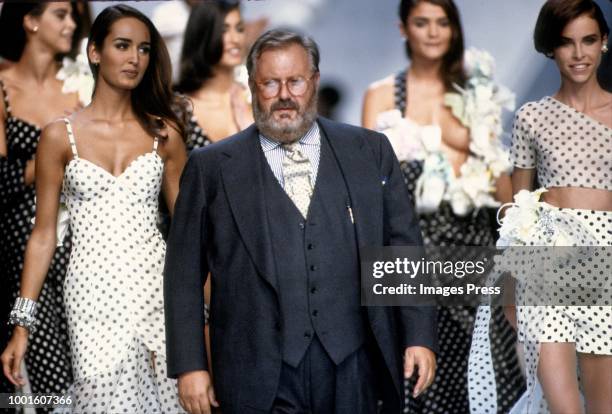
[{"left": 516, "top": 207, "right": 612, "bottom": 355}]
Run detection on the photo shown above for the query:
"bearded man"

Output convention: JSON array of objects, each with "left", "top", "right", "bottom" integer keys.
[{"left": 164, "top": 30, "right": 437, "bottom": 414}]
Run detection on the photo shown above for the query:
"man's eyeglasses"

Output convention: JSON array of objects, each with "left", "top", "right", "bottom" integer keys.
[{"left": 255, "top": 75, "right": 317, "bottom": 99}]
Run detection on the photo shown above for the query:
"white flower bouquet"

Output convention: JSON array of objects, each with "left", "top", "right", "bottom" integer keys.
[{"left": 377, "top": 48, "right": 515, "bottom": 216}]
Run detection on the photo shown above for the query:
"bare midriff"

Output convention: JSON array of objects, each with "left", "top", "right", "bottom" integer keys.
[{"left": 542, "top": 187, "right": 612, "bottom": 211}]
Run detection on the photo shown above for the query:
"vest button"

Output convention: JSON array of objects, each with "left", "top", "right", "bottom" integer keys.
[
  {"left": 299, "top": 222, "right": 305, "bottom": 229},
  {"left": 307, "top": 243, "right": 314, "bottom": 250},
  {"left": 310, "top": 286, "right": 317, "bottom": 294}
]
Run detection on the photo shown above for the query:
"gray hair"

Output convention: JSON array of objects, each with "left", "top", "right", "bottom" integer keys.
[{"left": 246, "top": 29, "right": 320, "bottom": 79}]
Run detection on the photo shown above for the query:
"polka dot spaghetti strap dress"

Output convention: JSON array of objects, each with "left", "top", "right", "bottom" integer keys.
[
  {"left": 59, "top": 119, "right": 182, "bottom": 413},
  {"left": 0, "top": 79, "right": 73, "bottom": 401}
]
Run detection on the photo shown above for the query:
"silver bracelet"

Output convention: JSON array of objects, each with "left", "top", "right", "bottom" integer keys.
[
  {"left": 8, "top": 297, "right": 38, "bottom": 333},
  {"left": 204, "top": 303, "right": 210, "bottom": 325}
]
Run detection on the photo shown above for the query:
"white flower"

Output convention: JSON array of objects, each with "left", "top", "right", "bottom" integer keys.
[
  {"left": 514, "top": 188, "right": 547, "bottom": 209},
  {"left": 496, "top": 188, "right": 548, "bottom": 245},
  {"left": 56, "top": 43, "right": 94, "bottom": 106},
  {"left": 465, "top": 48, "right": 495, "bottom": 79},
  {"left": 377, "top": 110, "right": 424, "bottom": 161},
  {"left": 470, "top": 124, "right": 492, "bottom": 153},
  {"left": 448, "top": 187, "right": 472, "bottom": 216},
  {"left": 487, "top": 146, "right": 512, "bottom": 176},
  {"left": 496, "top": 84, "right": 516, "bottom": 111},
  {"left": 501, "top": 204, "right": 539, "bottom": 243},
  {"left": 415, "top": 173, "right": 446, "bottom": 214},
  {"left": 234, "top": 64, "right": 252, "bottom": 104}
]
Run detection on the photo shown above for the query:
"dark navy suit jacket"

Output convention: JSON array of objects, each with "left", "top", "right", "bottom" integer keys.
[{"left": 164, "top": 117, "right": 437, "bottom": 412}]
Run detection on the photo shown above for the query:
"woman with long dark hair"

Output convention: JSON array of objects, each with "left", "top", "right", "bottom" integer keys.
[
  {"left": 1, "top": 5, "right": 187, "bottom": 411},
  {"left": 497, "top": 1, "right": 610, "bottom": 412},
  {"left": 176, "top": 0, "right": 252, "bottom": 150},
  {"left": 362, "top": 0, "right": 524, "bottom": 412},
  {"left": 0, "top": 1, "right": 80, "bottom": 398},
  {"left": 164, "top": 2, "right": 253, "bottom": 352}
]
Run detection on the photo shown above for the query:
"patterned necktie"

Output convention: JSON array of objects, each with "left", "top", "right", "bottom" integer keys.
[{"left": 282, "top": 142, "right": 313, "bottom": 219}]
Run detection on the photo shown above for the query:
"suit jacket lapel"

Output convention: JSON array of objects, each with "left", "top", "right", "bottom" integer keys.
[
  {"left": 220, "top": 127, "right": 278, "bottom": 293},
  {"left": 318, "top": 118, "right": 383, "bottom": 248}
]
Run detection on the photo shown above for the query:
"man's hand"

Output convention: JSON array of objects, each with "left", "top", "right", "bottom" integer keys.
[
  {"left": 177, "top": 370, "right": 219, "bottom": 414},
  {"left": 404, "top": 346, "right": 436, "bottom": 398}
]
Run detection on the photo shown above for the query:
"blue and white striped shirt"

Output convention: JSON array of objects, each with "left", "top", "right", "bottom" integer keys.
[{"left": 259, "top": 122, "right": 321, "bottom": 189}]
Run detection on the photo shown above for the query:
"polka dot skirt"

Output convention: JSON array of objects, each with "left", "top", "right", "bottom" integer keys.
[
  {"left": 61, "top": 119, "right": 182, "bottom": 412},
  {"left": 471, "top": 206, "right": 611, "bottom": 414},
  {"left": 0, "top": 79, "right": 73, "bottom": 399}
]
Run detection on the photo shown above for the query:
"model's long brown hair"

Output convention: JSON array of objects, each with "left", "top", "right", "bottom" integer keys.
[
  {"left": 87, "top": 5, "right": 186, "bottom": 139},
  {"left": 399, "top": 0, "right": 467, "bottom": 90},
  {"left": 176, "top": 0, "right": 240, "bottom": 93}
]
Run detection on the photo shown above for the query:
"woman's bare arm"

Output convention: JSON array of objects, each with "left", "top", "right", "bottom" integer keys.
[
  {"left": 1, "top": 119, "right": 69, "bottom": 386},
  {"left": 161, "top": 125, "right": 188, "bottom": 216},
  {"left": 19, "top": 120, "right": 70, "bottom": 300},
  {"left": 361, "top": 77, "right": 396, "bottom": 130},
  {"left": 511, "top": 167, "right": 536, "bottom": 195},
  {"left": 495, "top": 173, "right": 513, "bottom": 204}
]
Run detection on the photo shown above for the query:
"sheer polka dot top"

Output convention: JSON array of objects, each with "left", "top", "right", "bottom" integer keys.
[{"left": 510, "top": 96, "right": 611, "bottom": 190}]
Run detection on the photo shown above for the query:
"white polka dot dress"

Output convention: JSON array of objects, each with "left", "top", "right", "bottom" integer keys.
[{"left": 58, "top": 119, "right": 183, "bottom": 413}]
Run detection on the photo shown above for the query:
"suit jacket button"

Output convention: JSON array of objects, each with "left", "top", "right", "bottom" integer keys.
[
  {"left": 307, "top": 243, "right": 314, "bottom": 250},
  {"left": 304, "top": 331, "right": 311, "bottom": 338},
  {"left": 310, "top": 265, "right": 317, "bottom": 271},
  {"left": 312, "top": 310, "right": 318, "bottom": 317}
]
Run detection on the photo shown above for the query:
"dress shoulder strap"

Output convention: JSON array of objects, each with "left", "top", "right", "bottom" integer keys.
[
  {"left": 63, "top": 118, "right": 79, "bottom": 158},
  {"left": 0, "top": 79, "right": 12, "bottom": 118},
  {"left": 393, "top": 69, "right": 407, "bottom": 116}
]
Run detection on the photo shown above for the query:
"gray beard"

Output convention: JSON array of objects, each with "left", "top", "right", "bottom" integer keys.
[{"left": 253, "top": 92, "right": 318, "bottom": 144}]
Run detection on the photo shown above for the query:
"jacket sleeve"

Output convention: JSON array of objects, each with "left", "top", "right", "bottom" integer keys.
[
  {"left": 0, "top": 155, "right": 27, "bottom": 208},
  {"left": 377, "top": 132, "right": 438, "bottom": 354},
  {"left": 164, "top": 150, "right": 210, "bottom": 378}
]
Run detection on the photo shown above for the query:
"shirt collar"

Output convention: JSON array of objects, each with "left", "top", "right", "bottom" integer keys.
[{"left": 259, "top": 121, "right": 320, "bottom": 152}]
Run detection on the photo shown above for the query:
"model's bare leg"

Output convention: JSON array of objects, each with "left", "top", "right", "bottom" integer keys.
[
  {"left": 538, "top": 342, "right": 583, "bottom": 414},
  {"left": 579, "top": 353, "right": 612, "bottom": 414}
]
